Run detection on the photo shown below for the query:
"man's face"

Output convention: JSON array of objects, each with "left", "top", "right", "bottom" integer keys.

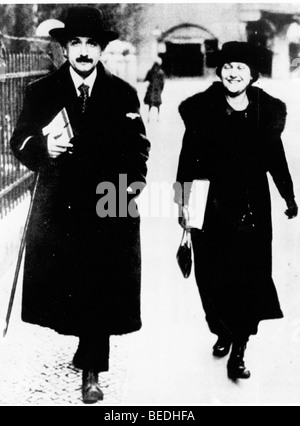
[
  {"left": 221, "top": 62, "right": 253, "bottom": 96},
  {"left": 64, "top": 37, "right": 102, "bottom": 78}
]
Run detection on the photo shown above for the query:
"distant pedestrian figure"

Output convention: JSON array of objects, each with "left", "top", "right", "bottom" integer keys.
[
  {"left": 144, "top": 58, "right": 165, "bottom": 122},
  {"left": 174, "top": 42, "right": 298, "bottom": 381}
]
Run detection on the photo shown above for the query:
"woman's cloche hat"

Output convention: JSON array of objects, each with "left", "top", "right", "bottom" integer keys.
[{"left": 49, "top": 6, "right": 119, "bottom": 45}]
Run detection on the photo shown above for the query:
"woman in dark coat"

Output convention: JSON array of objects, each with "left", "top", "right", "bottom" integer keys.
[
  {"left": 144, "top": 59, "right": 165, "bottom": 121},
  {"left": 174, "top": 42, "right": 298, "bottom": 380}
]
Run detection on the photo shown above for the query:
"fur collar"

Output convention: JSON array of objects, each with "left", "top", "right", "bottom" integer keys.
[{"left": 179, "top": 81, "right": 287, "bottom": 134}]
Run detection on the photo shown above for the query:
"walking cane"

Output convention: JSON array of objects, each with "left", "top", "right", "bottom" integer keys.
[{"left": 2, "top": 172, "right": 40, "bottom": 338}]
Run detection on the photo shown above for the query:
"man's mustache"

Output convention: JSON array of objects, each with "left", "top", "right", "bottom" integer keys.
[{"left": 76, "top": 56, "right": 93, "bottom": 63}]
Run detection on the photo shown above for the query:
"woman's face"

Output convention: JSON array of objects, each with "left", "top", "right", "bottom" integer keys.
[{"left": 221, "top": 62, "right": 253, "bottom": 96}]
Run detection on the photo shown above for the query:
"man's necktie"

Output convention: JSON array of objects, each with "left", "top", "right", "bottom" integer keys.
[{"left": 78, "top": 83, "right": 90, "bottom": 114}]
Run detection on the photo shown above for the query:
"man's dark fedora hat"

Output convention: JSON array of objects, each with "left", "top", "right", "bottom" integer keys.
[
  {"left": 49, "top": 6, "right": 119, "bottom": 45},
  {"left": 211, "top": 41, "right": 271, "bottom": 71}
]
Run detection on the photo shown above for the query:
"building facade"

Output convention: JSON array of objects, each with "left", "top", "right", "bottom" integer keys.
[{"left": 137, "top": 3, "right": 300, "bottom": 80}]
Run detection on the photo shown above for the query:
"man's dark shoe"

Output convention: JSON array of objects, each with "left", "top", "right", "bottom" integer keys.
[
  {"left": 213, "top": 336, "right": 232, "bottom": 358},
  {"left": 82, "top": 370, "right": 104, "bottom": 404}
]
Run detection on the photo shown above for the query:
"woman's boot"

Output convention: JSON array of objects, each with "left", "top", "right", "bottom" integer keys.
[
  {"left": 227, "top": 341, "right": 251, "bottom": 380},
  {"left": 213, "top": 336, "right": 232, "bottom": 358}
]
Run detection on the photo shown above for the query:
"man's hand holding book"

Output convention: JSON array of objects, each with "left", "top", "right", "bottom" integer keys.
[{"left": 43, "top": 109, "right": 74, "bottom": 159}]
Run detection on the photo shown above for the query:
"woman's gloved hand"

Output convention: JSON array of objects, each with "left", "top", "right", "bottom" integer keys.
[{"left": 285, "top": 198, "right": 298, "bottom": 219}]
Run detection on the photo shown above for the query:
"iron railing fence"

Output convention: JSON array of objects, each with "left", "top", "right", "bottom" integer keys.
[{"left": 0, "top": 52, "right": 51, "bottom": 218}]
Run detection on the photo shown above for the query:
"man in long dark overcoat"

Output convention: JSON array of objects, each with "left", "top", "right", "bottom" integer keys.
[{"left": 10, "top": 6, "right": 150, "bottom": 403}]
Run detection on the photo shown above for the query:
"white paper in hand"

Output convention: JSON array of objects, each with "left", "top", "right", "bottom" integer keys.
[
  {"left": 42, "top": 108, "right": 73, "bottom": 143},
  {"left": 188, "top": 180, "right": 210, "bottom": 230}
]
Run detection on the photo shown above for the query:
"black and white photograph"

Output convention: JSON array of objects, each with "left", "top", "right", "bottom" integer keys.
[{"left": 0, "top": 1, "right": 300, "bottom": 407}]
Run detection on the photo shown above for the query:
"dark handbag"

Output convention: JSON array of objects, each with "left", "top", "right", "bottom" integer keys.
[{"left": 176, "top": 229, "right": 192, "bottom": 278}]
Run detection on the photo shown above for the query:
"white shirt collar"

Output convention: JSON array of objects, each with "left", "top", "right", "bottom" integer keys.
[{"left": 69, "top": 66, "right": 97, "bottom": 97}]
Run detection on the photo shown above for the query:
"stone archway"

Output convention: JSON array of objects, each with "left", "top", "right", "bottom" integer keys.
[{"left": 159, "top": 23, "right": 218, "bottom": 77}]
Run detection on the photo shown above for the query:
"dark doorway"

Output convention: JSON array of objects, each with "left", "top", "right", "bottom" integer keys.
[
  {"left": 246, "top": 20, "right": 274, "bottom": 77},
  {"left": 162, "top": 42, "right": 204, "bottom": 77},
  {"left": 289, "top": 42, "right": 300, "bottom": 70}
]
